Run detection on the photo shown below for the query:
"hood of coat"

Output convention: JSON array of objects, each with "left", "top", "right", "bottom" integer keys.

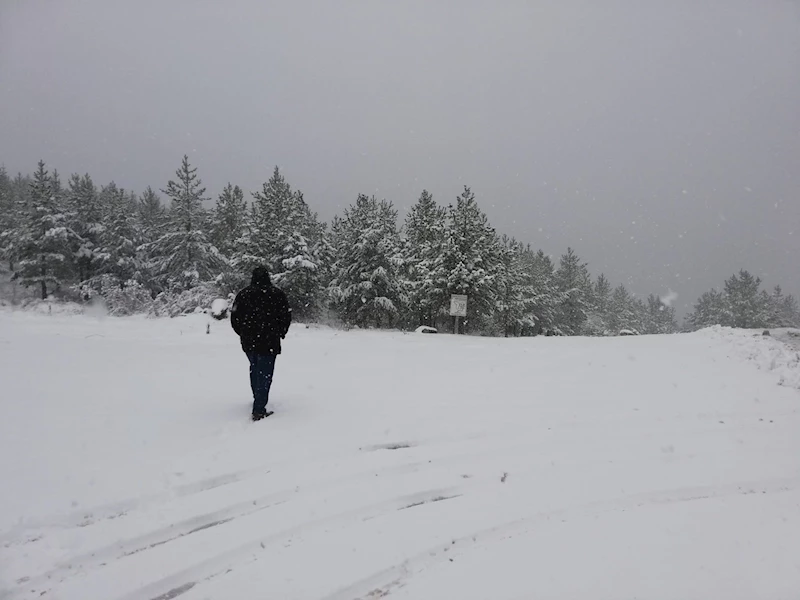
[{"left": 251, "top": 266, "right": 272, "bottom": 289}]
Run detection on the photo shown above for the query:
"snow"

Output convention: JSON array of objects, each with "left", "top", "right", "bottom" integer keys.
[
  {"left": 210, "top": 298, "right": 228, "bottom": 318},
  {"left": 1, "top": 313, "right": 799, "bottom": 599},
  {"left": 706, "top": 326, "right": 800, "bottom": 392},
  {"left": 414, "top": 325, "right": 438, "bottom": 334},
  {"left": 282, "top": 255, "right": 318, "bottom": 270}
]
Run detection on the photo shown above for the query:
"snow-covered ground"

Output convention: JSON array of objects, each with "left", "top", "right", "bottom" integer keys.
[{"left": 1, "top": 312, "right": 799, "bottom": 600}]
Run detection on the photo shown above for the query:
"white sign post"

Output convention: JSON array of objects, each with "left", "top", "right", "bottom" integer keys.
[{"left": 450, "top": 294, "right": 467, "bottom": 334}]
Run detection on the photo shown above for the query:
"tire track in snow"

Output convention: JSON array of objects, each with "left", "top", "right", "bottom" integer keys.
[
  {"left": 0, "top": 466, "right": 273, "bottom": 543},
  {"left": 7, "top": 401, "right": 788, "bottom": 545},
  {"left": 1, "top": 428, "right": 487, "bottom": 544},
  {"left": 320, "top": 476, "right": 800, "bottom": 600},
  {"left": 109, "top": 487, "right": 462, "bottom": 600},
  {"left": 10, "top": 417, "right": 784, "bottom": 593},
  {"left": 7, "top": 457, "right": 444, "bottom": 595},
  {"left": 0, "top": 429, "right": 555, "bottom": 548}
]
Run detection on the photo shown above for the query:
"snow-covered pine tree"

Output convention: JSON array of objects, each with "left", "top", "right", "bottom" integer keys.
[
  {"left": 271, "top": 190, "right": 326, "bottom": 320},
  {"left": 643, "top": 293, "right": 677, "bottom": 334},
  {"left": 765, "top": 286, "right": 799, "bottom": 328},
  {"left": 524, "top": 249, "right": 562, "bottom": 335},
  {"left": 15, "top": 161, "right": 82, "bottom": 299},
  {"left": 631, "top": 296, "right": 648, "bottom": 334},
  {"left": 244, "top": 166, "right": 294, "bottom": 268},
  {"left": 1, "top": 174, "right": 32, "bottom": 272},
  {"left": 67, "top": 173, "right": 106, "bottom": 282},
  {"left": 138, "top": 186, "right": 166, "bottom": 242},
  {"left": 329, "top": 194, "right": 404, "bottom": 328},
  {"left": 0, "top": 166, "right": 16, "bottom": 269},
  {"left": 589, "top": 273, "right": 612, "bottom": 335},
  {"left": 493, "top": 237, "right": 537, "bottom": 337},
  {"left": 554, "top": 247, "right": 592, "bottom": 335},
  {"left": 607, "top": 284, "right": 637, "bottom": 334},
  {"left": 273, "top": 228, "right": 321, "bottom": 320},
  {"left": 722, "top": 270, "right": 767, "bottom": 328},
  {"left": 775, "top": 288, "right": 799, "bottom": 328},
  {"left": 687, "top": 288, "right": 726, "bottom": 330},
  {"left": 759, "top": 289, "right": 772, "bottom": 326},
  {"left": 438, "top": 187, "right": 500, "bottom": 332},
  {"left": 783, "top": 294, "right": 800, "bottom": 328},
  {"left": 229, "top": 204, "right": 265, "bottom": 283},
  {"left": 242, "top": 168, "right": 325, "bottom": 317},
  {"left": 402, "top": 190, "right": 448, "bottom": 327},
  {"left": 51, "top": 169, "right": 64, "bottom": 207},
  {"left": 98, "top": 182, "right": 141, "bottom": 284},
  {"left": 211, "top": 183, "right": 247, "bottom": 257},
  {"left": 148, "top": 155, "right": 226, "bottom": 289},
  {"left": 133, "top": 186, "right": 167, "bottom": 293}
]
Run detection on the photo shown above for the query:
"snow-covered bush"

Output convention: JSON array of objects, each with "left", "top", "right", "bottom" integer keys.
[
  {"left": 150, "top": 282, "right": 219, "bottom": 317},
  {"left": 101, "top": 280, "right": 153, "bottom": 316},
  {"left": 74, "top": 274, "right": 153, "bottom": 316}
]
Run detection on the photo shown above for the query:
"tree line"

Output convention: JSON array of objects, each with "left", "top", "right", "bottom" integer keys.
[
  {"left": 0, "top": 156, "right": 796, "bottom": 334},
  {"left": 687, "top": 271, "right": 798, "bottom": 330}
]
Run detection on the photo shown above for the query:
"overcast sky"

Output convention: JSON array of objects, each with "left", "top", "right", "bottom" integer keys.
[{"left": 1, "top": 0, "right": 799, "bottom": 314}]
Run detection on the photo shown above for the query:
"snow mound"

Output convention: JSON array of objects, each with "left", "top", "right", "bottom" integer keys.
[
  {"left": 211, "top": 298, "right": 229, "bottom": 320},
  {"left": 415, "top": 325, "right": 438, "bottom": 334},
  {"left": 701, "top": 326, "right": 800, "bottom": 391}
]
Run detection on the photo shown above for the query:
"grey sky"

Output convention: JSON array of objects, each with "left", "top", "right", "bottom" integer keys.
[{"left": 2, "top": 1, "right": 799, "bottom": 314}]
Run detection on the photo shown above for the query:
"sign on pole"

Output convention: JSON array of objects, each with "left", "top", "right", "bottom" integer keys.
[{"left": 450, "top": 294, "right": 467, "bottom": 317}]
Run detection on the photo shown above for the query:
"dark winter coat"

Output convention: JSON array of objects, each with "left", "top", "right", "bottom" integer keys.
[{"left": 231, "top": 269, "right": 292, "bottom": 355}]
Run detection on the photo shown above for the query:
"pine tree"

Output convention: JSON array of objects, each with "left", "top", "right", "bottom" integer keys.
[
  {"left": 525, "top": 249, "right": 561, "bottom": 335},
  {"left": 723, "top": 270, "right": 767, "bottom": 328},
  {"left": 687, "top": 288, "right": 726, "bottom": 330},
  {"left": 15, "top": 161, "right": 82, "bottom": 299},
  {"left": 643, "top": 294, "right": 677, "bottom": 334},
  {"left": 237, "top": 168, "right": 325, "bottom": 316},
  {"left": 438, "top": 187, "right": 500, "bottom": 332},
  {"left": 1, "top": 174, "right": 32, "bottom": 272},
  {"left": 554, "top": 247, "right": 592, "bottom": 335},
  {"left": 493, "top": 237, "right": 536, "bottom": 336},
  {"left": 784, "top": 295, "right": 800, "bottom": 328},
  {"left": 766, "top": 286, "right": 799, "bottom": 328},
  {"left": 402, "top": 190, "right": 448, "bottom": 327},
  {"left": 631, "top": 297, "right": 648, "bottom": 333},
  {"left": 0, "top": 166, "right": 16, "bottom": 269},
  {"left": 148, "top": 155, "right": 225, "bottom": 289},
  {"left": 271, "top": 190, "right": 325, "bottom": 319},
  {"left": 590, "top": 273, "right": 612, "bottom": 335},
  {"left": 272, "top": 227, "right": 321, "bottom": 320},
  {"left": 138, "top": 186, "right": 166, "bottom": 242},
  {"left": 243, "top": 166, "right": 294, "bottom": 271},
  {"left": 67, "top": 173, "right": 106, "bottom": 282},
  {"left": 329, "top": 194, "right": 404, "bottom": 328},
  {"left": 211, "top": 183, "right": 247, "bottom": 257},
  {"left": 607, "top": 284, "right": 637, "bottom": 333},
  {"left": 778, "top": 292, "right": 800, "bottom": 328},
  {"left": 98, "top": 182, "right": 140, "bottom": 284}
]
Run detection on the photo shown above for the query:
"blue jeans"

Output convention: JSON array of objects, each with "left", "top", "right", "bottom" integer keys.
[{"left": 247, "top": 352, "right": 276, "bottom": 414}]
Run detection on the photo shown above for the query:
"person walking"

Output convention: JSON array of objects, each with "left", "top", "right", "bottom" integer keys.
[{"left": 230, "top": 267, "right": 292, "bottom": 421}]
